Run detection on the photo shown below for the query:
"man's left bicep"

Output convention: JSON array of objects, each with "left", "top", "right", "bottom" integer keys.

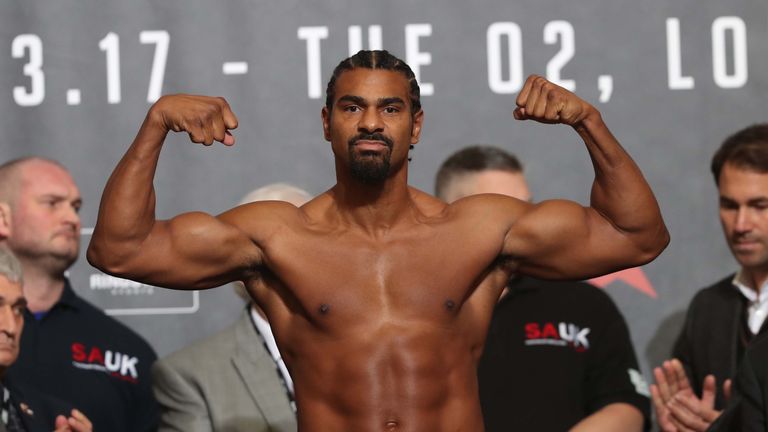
[{"left": 505, "top": 201, "right": 637, "bottom": 279}]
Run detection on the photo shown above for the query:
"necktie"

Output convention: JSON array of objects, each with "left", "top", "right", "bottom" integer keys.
[{"left": 0, "top": 385, "right": 27, "bottom": 432}]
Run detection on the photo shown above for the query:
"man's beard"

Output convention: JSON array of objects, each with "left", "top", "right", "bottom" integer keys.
[{"left": 348, "top": 132, "right": 394, "bottom": 184}]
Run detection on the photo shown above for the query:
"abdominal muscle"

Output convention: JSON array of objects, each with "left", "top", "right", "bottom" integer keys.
[{"left": 284, "top": 321, "right": 486, "bottom": 432}]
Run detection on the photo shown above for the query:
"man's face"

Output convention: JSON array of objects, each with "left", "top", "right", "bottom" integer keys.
[
  {"left": 322, "top": 68, "right": 423, "bottom": 183},
  {"left": 718, "top": 163, "right": 768, "bottom": 271},
  {"left": 0, "top": 275, "right": 25, "bottom": 373},
  {"left": 445, "top": 170, "right": 531, "bottom": 203},
  {"left": 7, "top": 161, "right": 82, "bottom": 272}
]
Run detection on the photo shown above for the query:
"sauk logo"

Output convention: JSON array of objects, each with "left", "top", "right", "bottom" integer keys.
[
  {"left": 71, "top": 343, "right": 140, "bottom": 383},
  {"left": 524, "top": 322, "right": 591, "bottom": 352}
]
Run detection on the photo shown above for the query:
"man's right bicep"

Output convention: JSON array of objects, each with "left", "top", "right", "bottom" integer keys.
[{"left": 113, "top": 212, "right": 262, "bottom": 290}]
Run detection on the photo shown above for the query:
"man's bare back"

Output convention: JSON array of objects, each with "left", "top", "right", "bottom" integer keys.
[{"left": 88, "top": 50, "right": 668, "bottom": 431}]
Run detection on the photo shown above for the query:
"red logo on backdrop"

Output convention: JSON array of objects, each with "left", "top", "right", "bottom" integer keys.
[
  {"left": 524, "top": 321, "right": 591, "bottom": 352},
  {"left": 71, "top": 343, "right": 139, "bottom": 383},
  {"left": 589, "top": 267, "right": 657, "bottom": 298}
]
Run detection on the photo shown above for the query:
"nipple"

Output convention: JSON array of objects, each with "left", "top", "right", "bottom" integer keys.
[{"left": 319, "top": 303, "right": 330, "bottom": 315}]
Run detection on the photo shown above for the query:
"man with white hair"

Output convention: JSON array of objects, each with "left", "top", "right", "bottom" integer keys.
[
  {"left": 0, "top": 246, "right": 92, "bottom": 431},
  {"left": 151, "top": 183, "right": 310, "bottom": 432}
]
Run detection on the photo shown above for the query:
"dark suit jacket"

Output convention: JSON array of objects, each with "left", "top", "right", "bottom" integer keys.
[
  {"left": 709, "top": 334, "right": 768, "bottom": 431},
  {"left": 672, "top": 274, "right": 765, "bottom": 409},
  {"left": 152, "top": 307, "right": 296, "bottom": 432},
  {"left": 4, "top": 380, "right": 75, "bottom": 432}
]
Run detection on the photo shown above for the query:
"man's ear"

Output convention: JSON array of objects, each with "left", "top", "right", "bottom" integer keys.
[
  {"left": 410, "top": 109, "right": 424, "bottom": 145},
  {"left": 0, "top": 202, "right": 11, "bottom": 240},
  {"left": 322, "top": 107, "right": 331, "bottom": 142}
]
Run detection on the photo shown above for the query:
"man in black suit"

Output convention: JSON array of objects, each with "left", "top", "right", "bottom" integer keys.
[
  {"left": 0, "top": 247, "right": 91, "bottom": 431},
  {"left": 651, "top": 124, "right": 768, "bottom": 431},
  {"left": 708, "top": 331, "right": 768, "bottom": 431}
]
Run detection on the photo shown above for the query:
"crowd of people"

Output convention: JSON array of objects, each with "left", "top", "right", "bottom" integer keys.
[{"left": 0, "top": 49, "right": 765, "bottom": 431}]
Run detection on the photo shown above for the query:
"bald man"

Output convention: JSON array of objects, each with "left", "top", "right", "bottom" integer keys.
[{"left": 0, "top": 157, "right": 158, "bottom": 431}]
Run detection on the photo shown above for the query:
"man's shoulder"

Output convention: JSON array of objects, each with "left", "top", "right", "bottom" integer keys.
[{"left": 689, "top": 273, "right": 739, "bottom": 304}]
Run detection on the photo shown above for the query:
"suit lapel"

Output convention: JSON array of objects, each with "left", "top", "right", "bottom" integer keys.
[
  {"left": 9, "top": 389, "right": 53, "bottom": 432},
  {"left": 231, "top": 309, "right": 294, "bottom": 428}
]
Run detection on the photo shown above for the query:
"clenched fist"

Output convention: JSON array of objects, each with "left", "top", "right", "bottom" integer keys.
[
  {"left": 147, "top": 94, "right": 239, "bottom": 146},
  {"left": 514, "top": 75, "right": 596, "bottom": 126}
]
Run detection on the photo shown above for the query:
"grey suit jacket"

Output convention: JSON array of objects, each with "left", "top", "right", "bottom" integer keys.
[{"left": 151, "top": 308, "right": 297, "bottom": 432}]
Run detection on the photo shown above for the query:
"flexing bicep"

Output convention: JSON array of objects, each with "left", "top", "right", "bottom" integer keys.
[
  {"left": 504, "top": 199, "right": 659, "bottom": 279},
  {"left": 88, "top": 208, "right": 262, "bottom": 290}
]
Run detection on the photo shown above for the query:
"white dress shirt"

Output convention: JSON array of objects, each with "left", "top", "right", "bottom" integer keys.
[{"left": 733, "top": 270, "right": 768, "bottom": 335}]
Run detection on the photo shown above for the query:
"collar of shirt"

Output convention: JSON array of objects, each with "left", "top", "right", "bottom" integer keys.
[
  {"left": 732, "top": 270, "right": 768, "bottom": 303},
  {"left": 732, "top": 270, "right": 768, "bottom": 334},
  {"left": 25, "top": 278, "right": 80, "bottom": 322},
  {"left": 57, "top": 279, "right": 81, "bottom": 310}
]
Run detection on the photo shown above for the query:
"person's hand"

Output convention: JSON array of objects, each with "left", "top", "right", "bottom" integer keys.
[
  {"left": 53, "top": 409, "right": 92, "bottom": 432},
  {"left": 650, "top": 358, "right": 730, "bottom": 431},
  {"left": 514, "top": 75, "right": 596, "bottom": 126},
  {"left": 147, "top": 94, "right": 238, "bottom": 146},
  {"left": 651, "top": 359, "right": 692, "bottom": 431}
]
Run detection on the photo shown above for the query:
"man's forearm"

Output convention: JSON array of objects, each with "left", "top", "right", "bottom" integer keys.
[
  {"left": 578, "top": 113, "right": 669, "bottom": 258},
  {"left": 87, "top": 108, "right": 168, "bottom": 272},
  {"left": 569, "top": 403, "right": 645, "bottom": 432}
]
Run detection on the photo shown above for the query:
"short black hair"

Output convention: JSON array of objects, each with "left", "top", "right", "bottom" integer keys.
[
  {"left": 325, "top": 50, "right": 421, "bottom": 117},
  {"left": 711, "top": 124, "right": 768, "bottom": 184},
  {"left": 435, "top": 145, "right": 523, "bottom": 199}
]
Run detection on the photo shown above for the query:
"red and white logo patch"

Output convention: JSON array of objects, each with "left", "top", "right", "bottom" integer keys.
[
  {"left": 524, "top": 322, "right": 591, "bottom": 352},
  {"left": 70, "top": 342, "right": 140, "bottom": 383}
]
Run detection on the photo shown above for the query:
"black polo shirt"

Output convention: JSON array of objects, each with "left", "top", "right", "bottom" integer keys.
[
  {"left": 478, "top": 277, "right": 650, "bottom": 431},
  {"left": 6, "top": 279, "right": 159, "bottom": 431}
]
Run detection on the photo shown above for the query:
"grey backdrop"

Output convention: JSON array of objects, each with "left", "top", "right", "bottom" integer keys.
[{"left": 1, "top": 0, "right": 766, "bottom": 407}]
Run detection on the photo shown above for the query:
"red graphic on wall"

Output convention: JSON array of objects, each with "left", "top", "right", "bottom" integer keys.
[{"left": 589, "top": 268, "right": 657, "bottom": 298}]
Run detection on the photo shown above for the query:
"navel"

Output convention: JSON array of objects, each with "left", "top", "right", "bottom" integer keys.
[{"left": 384, "top": 420, "right": 400, "bottom": 430}]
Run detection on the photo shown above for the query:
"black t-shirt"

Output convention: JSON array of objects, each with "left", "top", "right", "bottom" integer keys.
[
  {"left": 6, "top": 280, "right": 159, "bottom": 432},
  {"left": 478, "top": 277, "right": 650, "bottom": 431}
]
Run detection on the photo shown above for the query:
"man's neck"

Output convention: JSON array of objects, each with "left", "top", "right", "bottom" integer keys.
[
  {"left": 331, "top": 173, "right": 416, "bottom": 234},
  {"left": 18, "top": 262, "right": 66, "bottom": 313}
]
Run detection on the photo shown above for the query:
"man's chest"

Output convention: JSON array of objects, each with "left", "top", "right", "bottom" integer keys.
[{"left": 255, "top": 227, "right": 511, "bottom": 326}]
